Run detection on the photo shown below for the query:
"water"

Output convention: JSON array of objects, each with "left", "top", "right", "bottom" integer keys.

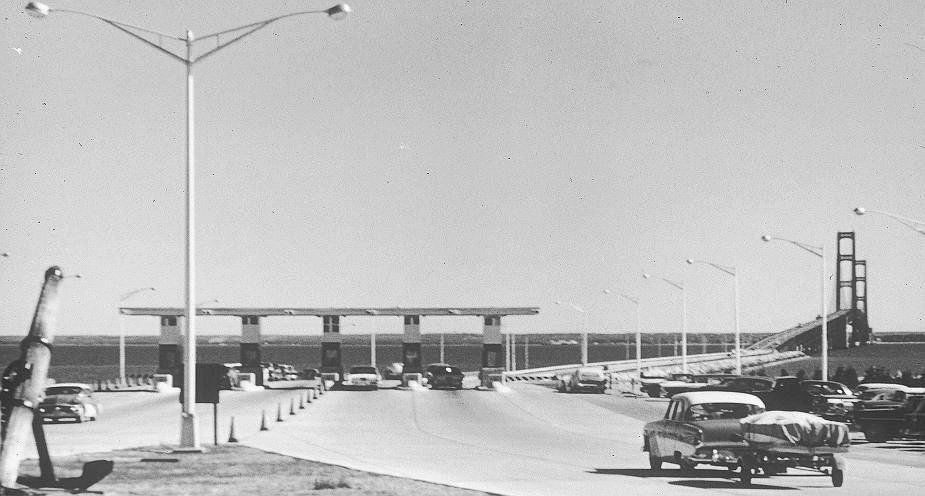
[{"left": 0, "top": 341, "right": 734, "bottom": 384}]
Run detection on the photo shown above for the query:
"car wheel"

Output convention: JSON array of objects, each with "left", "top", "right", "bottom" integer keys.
[
  {"left": 739, "top": 462, "right": 753, "bottom": 486},
  {"left": 863, "top": 426, "right": 889, "bottom": 443},
  {"left": 831, "top": 468, "right": 844, "bottom": 487},
  {"left": 679, "top": 460, "right": 696, "bottom": 473},
  {"left": 648, "top": 454, "right": 662, "bottom": 470}
]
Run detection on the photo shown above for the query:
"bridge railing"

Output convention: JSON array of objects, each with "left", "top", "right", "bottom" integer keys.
[{"left": 502, "top": 348, "right": 806, "bottom": 392}]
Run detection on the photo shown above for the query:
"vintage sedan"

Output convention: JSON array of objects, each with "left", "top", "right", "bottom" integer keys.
[
  {"left": 558, "top": 366, "right": 607, "bottom": 394},
  {"left": 424, "top": 363, "right": 465, "bottom": 390},
  {"left": 643, "top": 391, "right": 765, "bottom": 470},
  {"left": 341, "top": 365, "right": 381, "bottom": 390},
  {"left": 38, "top": 383, "right": 101, "bottom": 423}
]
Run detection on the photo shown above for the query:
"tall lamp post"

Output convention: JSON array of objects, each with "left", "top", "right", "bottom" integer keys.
[
  {"left": 118, "top": 286, "right": 156, "bottom": 384},
  {"left": 643, "top": 273, "right": 687, "bottom": 373},
  {"left": 854, "top": 207, "right": 925, "bottom": 236},
  {"left": 556, "top": 300, "right": 588, "bottom": 365},
  {"left": 26, "top": 1, "right": 351, "bottom": 449},
  {"left": 762, "top": 234, "right": 828, "bottom": 379},
  {"left": 686, "top": 259, "right": 741, "bottom": 375},
  {"left": 614, "top": 292, "right": 642, "bottom": 380}
]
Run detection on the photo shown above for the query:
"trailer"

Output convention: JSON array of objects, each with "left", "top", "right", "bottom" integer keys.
[{"left": 738, "top": 443, "right": 848, "bottom": 487}]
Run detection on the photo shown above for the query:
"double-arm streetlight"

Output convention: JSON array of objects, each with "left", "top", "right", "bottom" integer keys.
[
  {"left": 643, "top": 273, "right": 687, "bottom": 373},
  {"left": 686, "top": 259, "right": 741, "bottom": 374},
  {"left": 26, "top": 1, "right": 351, "bottom": 449},
  {"left": 556, "top": 300, "right": 588, "bottom": 365},
  {"left": 118, "top": 286, "right": 157, "bottom": 384},
  {"left": 762, "top": 234, "right": 828, "bottom": 378},
  {"left": 854, "top": 207, "right": 925, "bottom": 236}
]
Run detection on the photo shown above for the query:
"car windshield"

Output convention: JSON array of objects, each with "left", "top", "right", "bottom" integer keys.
[
  {"left": 45, "top": 386, "right": 83, "bottom": 395},
  {"left": 686, "top": 402, "right": 763, "bottom": 421},
  {"left": 431, "top": 366, "right": 461, "bottom": 375},
  {"left": 349, "top": 367, "right": 377, "bottom": 375}
]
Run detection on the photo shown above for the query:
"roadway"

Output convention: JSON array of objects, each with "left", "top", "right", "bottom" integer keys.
[{"left": 24, "top": 381, "right": 925, "bottom": 495}]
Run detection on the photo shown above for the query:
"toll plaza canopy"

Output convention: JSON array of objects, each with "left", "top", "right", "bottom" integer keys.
[
  {"left": 121, "top": 306, "right": 539, "bottom": 385},
  {"left": 120, "top": 307, "right": 539, "bottom": 317}
]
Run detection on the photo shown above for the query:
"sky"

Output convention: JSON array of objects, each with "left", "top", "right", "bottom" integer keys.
[{"left": 1, "top": 0, "right": 924, "bottom": 339}]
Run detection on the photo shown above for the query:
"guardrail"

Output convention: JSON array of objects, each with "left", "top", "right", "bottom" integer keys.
[{"left": 502, "top": 349, "right": 805, "bottom": 387}]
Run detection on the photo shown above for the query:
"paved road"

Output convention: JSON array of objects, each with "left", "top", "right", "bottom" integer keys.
[{"left": 25, "top": 382, "right": 925, "bottom": 495}]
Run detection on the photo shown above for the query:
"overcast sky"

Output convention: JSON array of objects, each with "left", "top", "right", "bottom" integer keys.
[{"left": 2, "top": 1, "right": 923, "bottom": 338}]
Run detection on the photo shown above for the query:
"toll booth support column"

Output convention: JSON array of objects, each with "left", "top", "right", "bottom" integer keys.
[
  {"left": 157, "top": 315, "right": 181, "bottom": 386},
  {"left": 239, "top": 315, "right": 263, "bottom": 386},
  {"left": 401, "top": 315, "right": 423, "bottom": 385},
  {"left": 481, "top": 315, "right": 503, "bottom": 388},
  {"left": 320, "top": 315, "right": 343, "bottom": 381}
]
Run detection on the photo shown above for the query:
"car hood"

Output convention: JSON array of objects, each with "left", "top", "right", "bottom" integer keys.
[{"left": 347, "top": 374, "right": 378, "bottom": 380}]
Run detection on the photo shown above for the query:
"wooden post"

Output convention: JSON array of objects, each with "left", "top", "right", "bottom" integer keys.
[{"left": 0, "top": 267, "right": 63, "bottom": 489}]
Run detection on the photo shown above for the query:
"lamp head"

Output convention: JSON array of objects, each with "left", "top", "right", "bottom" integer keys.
[
  {"left": 685, "top": 259, "right": 695, "bottom": 265},
  {"left": 642, "top": 273, "right": 652, "bottom": 279},
  {"left": 761, "top": 235, "right": 773, "bottom": 242},
  {"left": 554, "top": 300, "right": 563, "bottom": 305},
  {"left": 25, "top": 2, "right": 50, "bottom": 18},
  {"left": 326, "top": 4, "right": 350, "bottom": 20},
  {"left": 854, "top": 207, "right": 866, "bottom": 215},
  {"left": 602, "top": 289, "right": 611, "bottom": 294}
]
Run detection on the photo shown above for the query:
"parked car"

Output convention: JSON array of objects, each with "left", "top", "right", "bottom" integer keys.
[
  {"left": 700, "top": 376, "right": 774, "bottom": 393},
  {"left": 383, "top": 362, "right": 404, "bottom": 380},
  {"left": 643, "top": 391, "right": 766, "bottom": 471},
  {"left": 302, "top": 368, "right": 320, "bottom": 380},
  {"left": 662, "top": 374, "right": 741, "bottom": 398},
  {"left": 801, "top": 380, "right": 858, "bottom": 423},
  {"left": 424, "top": 363, "right": 464, "bottom": 390},
  {"left": 853, "top": 385, "right": 925, "bottom": 442},
  {"left": 342, "top": 365, "right": 381, "bottom": 390},
  {"left": 557, "top": 366, "right": 607, "bottom": 394},
  {"left": 38, "top": 383, "right": 101, "bottom": 423}
]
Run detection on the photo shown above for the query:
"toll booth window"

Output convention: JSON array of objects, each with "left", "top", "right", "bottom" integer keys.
[
  {"left": 324, "top": 316, "right": 340, "bottom": 333},
  {"left": 404, "top": 315, "right": 420, "bottom": 326},
  {"left": 242, "top": 316, "right": 259, "bottom": 325},
  {"left": 162, "top": 316, "right": 177, "bottom": 327},
  {"left": 484, "top": 316, "right": 500, "bottom": 326}
]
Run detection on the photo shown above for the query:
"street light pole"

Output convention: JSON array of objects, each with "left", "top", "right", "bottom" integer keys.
[
  {"left": 118, "top": 287, "right": 157, "bottom": 384},
  {"left": 555, "top": 301, "right": 587, "bottom": 365},
  {"left": 854, "top": 207, "right": 925, "bottom": 236},
  {"left": 27, "top": 1, "right": 351, "bottom": 450},
  {"left": 643, "top": 273, "right": 687, "bottom": 373},
  {"left": 762, "top": 235, "right": 828, "bottom": 379},
  {"left": 686, "top": 259, "right": 741, "bottom": 375},
  {"left": 616, "top": 293, "right": 642, "bottom": 381}
]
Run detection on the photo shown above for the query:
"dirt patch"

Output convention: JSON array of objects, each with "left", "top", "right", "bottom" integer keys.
[{"left": 17, "top": 445, "right": 499, "bottom": 496}]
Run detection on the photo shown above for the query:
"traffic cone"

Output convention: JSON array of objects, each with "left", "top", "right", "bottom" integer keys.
[
  {"left": 259, "top": 410, "right": 269, "bottom": 431},
  {"left": 276, "top": 402, "right": 284, "bottom": 422},
  {"left": 228, "top": 416, "right": 239, "bottom": 443},
  {"left": 289, "top": 398, "right": 296, "bottom": 416},
  {"left": 307, "top": 389, "right": 313, "bottom": 403},
  {"left": 298, "top": 394, "right": 305, "bottom": 410}
]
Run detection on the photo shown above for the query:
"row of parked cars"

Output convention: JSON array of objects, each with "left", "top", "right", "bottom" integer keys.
[{"left": 639, "top": 371, "right": 925, "bottom": 442}]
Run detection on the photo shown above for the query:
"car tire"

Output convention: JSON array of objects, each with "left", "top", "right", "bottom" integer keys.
[
  {"left": 831, "top": 468, "right": 844, "bottom": 487},
  {"left": 679, "top": 461, "right": 696, "bottom": 473},
  {"left": 649, "top": 454, "right": 662, "bottom": 470},
  {"left": 863, "top": 427, "right": 889, "bottom": 443}
]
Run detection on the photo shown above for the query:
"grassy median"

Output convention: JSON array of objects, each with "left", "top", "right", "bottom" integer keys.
[{"left": 18, "top": 445, "right": 498, "bottom": 496}]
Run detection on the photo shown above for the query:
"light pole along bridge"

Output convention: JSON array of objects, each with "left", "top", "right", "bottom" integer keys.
[{"left": 119, "top": 306, "right": 539, "bottom": 387}]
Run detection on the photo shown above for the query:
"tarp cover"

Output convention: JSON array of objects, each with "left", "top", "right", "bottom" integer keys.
[{"left": 740, "top": 410, "right": 850, "bottom": 447}]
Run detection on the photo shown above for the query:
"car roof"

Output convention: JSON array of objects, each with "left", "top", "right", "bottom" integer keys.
[
  {"left": 46, "top": 383, "right": 91, "bottom": 389},
  {"left": 672, "top": 391, "right": 765, "bottom": 407},
  {"left": 578, "top": 366, "right": 604, "bottom": 372},
  {"left": 858, "top": 383, "right": 909, "bottom": 391}
]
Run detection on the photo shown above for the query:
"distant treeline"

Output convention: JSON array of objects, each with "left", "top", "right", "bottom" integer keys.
[{"left": 0, "top": 332, "right": 776, "bottom": 346}]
